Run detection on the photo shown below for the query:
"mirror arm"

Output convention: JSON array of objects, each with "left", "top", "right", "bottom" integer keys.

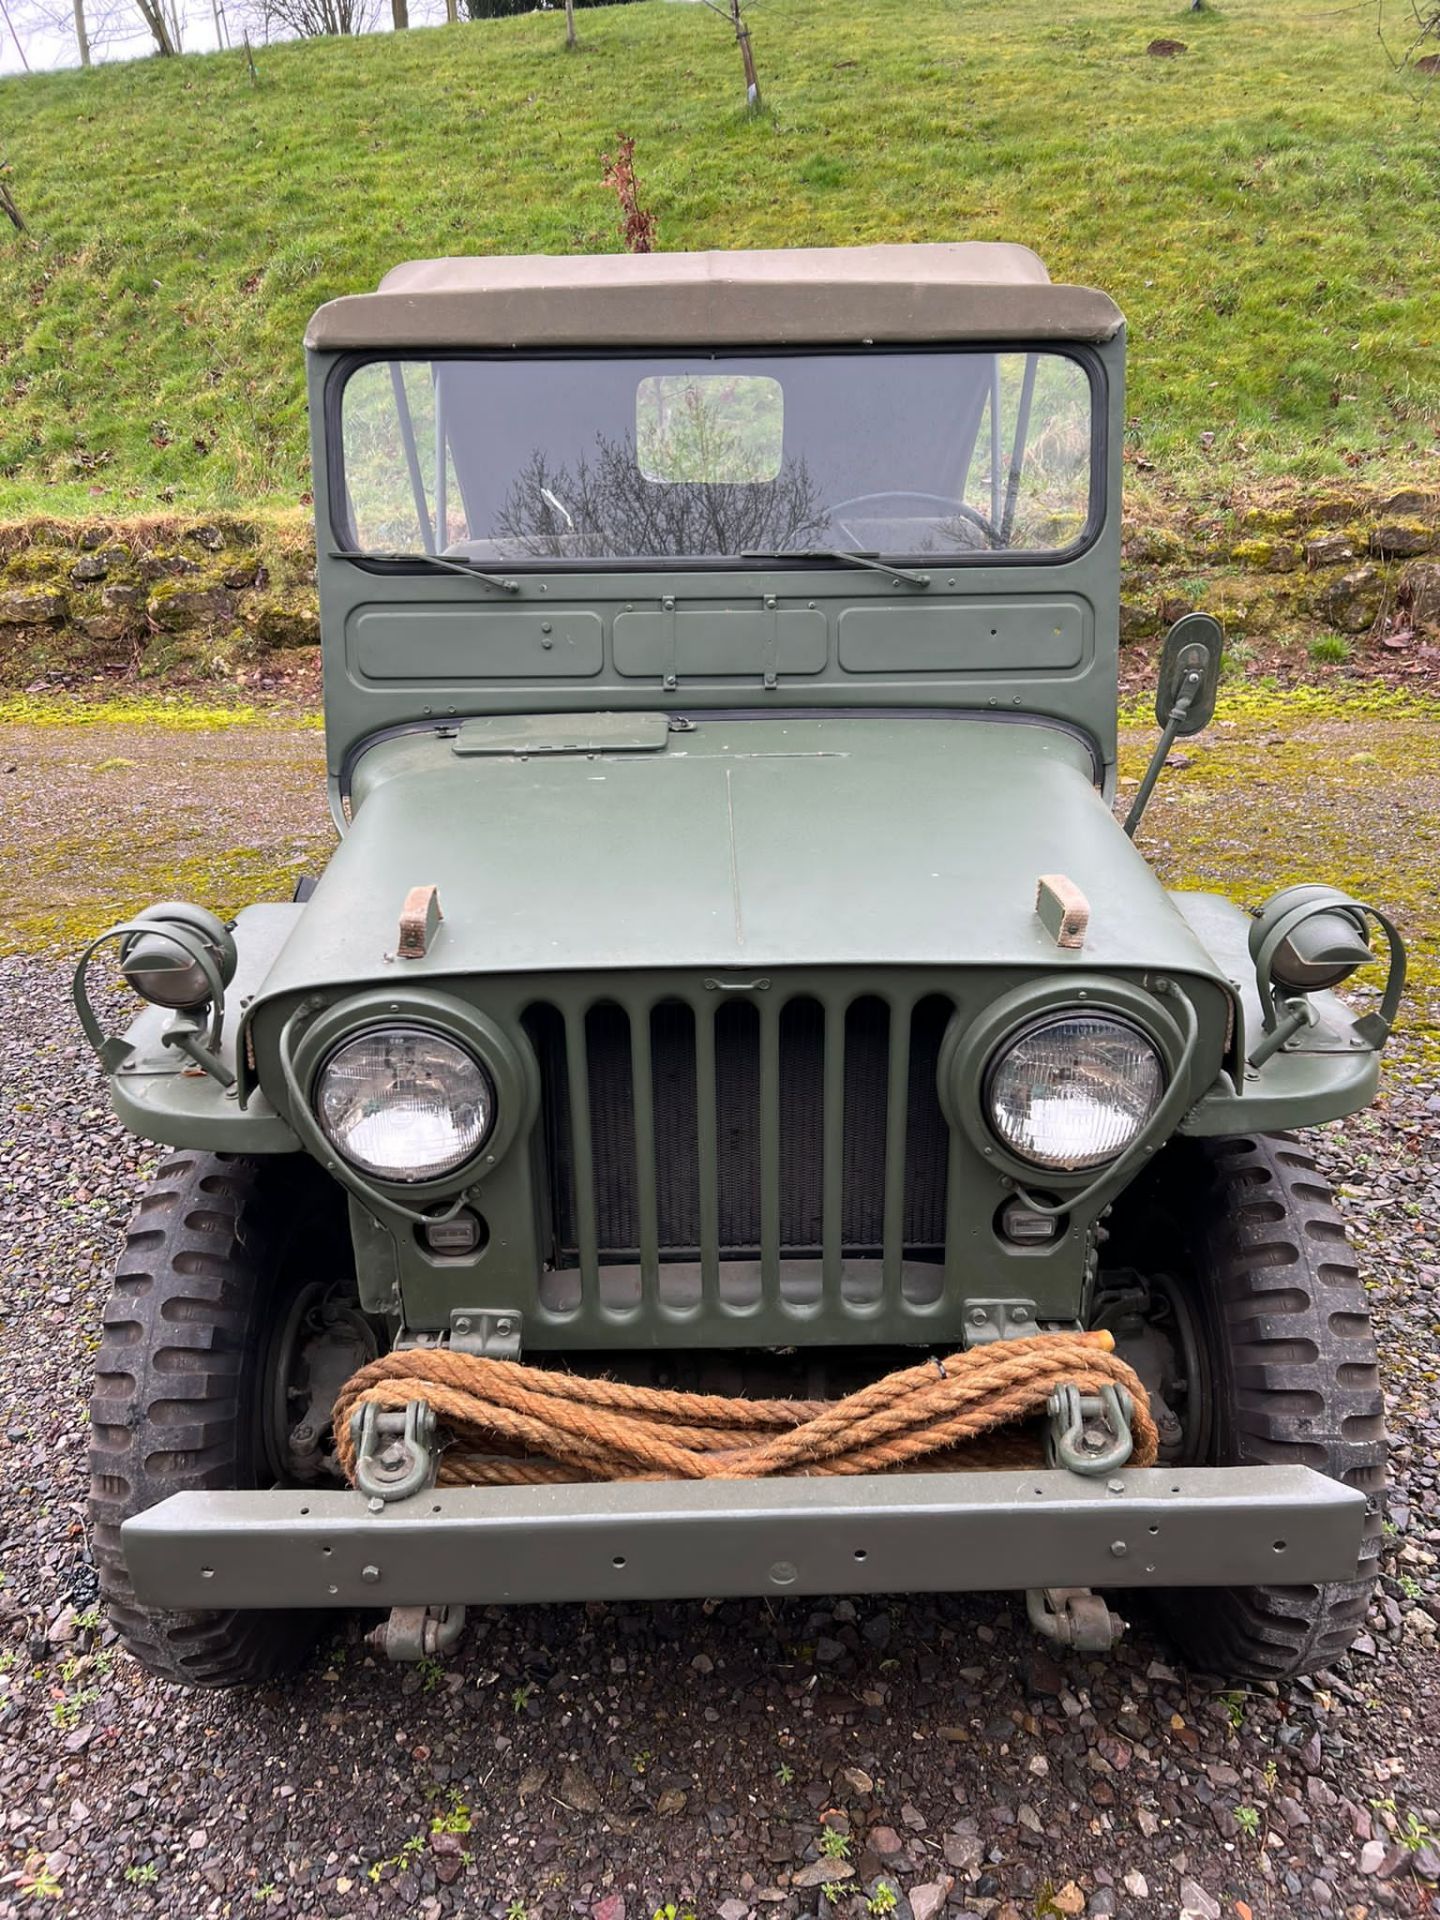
[{"left": 1122, "top": 671, "right": 1199, "bottom": 839}]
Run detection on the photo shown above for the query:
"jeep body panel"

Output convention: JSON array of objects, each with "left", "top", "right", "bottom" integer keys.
[{"left": 259, "top": 717, "right": 1210, "bottom": 991}]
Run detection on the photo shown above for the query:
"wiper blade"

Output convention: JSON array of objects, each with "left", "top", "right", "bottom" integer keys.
[
  {"left": 331, "top": 550, "right": 521, "bottom": 594},
  {"left": 740, "top": 549, "right": 931, "bottom": 589}
]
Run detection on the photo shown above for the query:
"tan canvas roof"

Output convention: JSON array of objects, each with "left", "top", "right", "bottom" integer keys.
[{"left": 305, "top": 244, "right": 1123, "bottom": 351}]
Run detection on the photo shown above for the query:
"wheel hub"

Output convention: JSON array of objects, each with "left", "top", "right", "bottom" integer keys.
[
  {"left": 1092, "top": 1268, "right": 1213, "bottom": 1466},
  {"left": 263, "top": 1283, "right": 378, "bottom": 1484}
]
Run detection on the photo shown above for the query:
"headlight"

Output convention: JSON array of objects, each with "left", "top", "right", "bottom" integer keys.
[
  {"left": 986, "top": 1013, "right": 1164, "bottom": 1172},
  {"left": 119, "top": 902, "right": 236, "bottom": 1012},
  {"left": 316, "top": 1026, "right": 495, "bottom": 1183}
]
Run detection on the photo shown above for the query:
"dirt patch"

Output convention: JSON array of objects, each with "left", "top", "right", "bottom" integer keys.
[
  {"left": 0, "top": 718, "right": 332, "bottom": 956},
  {"left": 1119, "top": 706, "right": 1440, "bottom": 1060}
]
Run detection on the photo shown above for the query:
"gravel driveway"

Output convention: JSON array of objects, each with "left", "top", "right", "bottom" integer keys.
[{"left": 1, "top": 710, "right": 1438, "bottom": 1920}]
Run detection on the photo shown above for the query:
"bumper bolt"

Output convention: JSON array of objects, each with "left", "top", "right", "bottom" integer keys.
[{"left": 362, "top": 1565, "right": 381, "bottom": 1584}]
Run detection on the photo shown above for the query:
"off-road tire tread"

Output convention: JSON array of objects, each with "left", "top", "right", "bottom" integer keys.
[
  {"left": 88, "top": 1151, "right": 318, "bottom": 1688},
  {"left": 1149, "top": 1132, "right": 1385, "bottom": 1681}
]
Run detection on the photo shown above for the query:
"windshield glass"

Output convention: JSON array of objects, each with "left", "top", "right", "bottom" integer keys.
[{"left": 336, "top": 350, "right": 1095, "bottom": 564}]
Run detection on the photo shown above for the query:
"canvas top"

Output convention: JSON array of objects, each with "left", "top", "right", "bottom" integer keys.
[{"left": 304, "top": 243, "right": 1124, "bottom": 351}]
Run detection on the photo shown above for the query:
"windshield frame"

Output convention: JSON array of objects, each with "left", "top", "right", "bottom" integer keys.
[{"left": 322, "top": 342, "right": 1108, "bottom": 574}]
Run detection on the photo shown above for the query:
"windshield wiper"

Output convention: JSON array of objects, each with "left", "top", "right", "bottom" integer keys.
[
  {"left": 740, "top": 549, "right": 931, "bottom": 590},
  {"left": 331, "top": 550, "right": 521, "bottom": 595}
]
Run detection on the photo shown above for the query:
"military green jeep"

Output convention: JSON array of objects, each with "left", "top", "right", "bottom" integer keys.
[{"left": 77, "top": 244, "right": 1405, "bottom": 1689}]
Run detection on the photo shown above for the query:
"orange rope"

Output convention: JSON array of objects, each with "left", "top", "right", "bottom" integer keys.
[{"left": 332, "top": 1331, "right": 1158, "bottom": 1487}]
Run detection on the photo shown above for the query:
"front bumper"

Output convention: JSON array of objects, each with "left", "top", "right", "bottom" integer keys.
[{"left": 123, "top": 1465, "right": 1365, "bottom": 1610}]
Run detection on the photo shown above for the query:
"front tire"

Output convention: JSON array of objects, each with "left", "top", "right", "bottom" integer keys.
[
  {"left": 88, "top": 1152, "right": 331, "bottom": 1687},
  {"left": 1114, "top": 1133, "right": 1386, "bottom": 1681}
]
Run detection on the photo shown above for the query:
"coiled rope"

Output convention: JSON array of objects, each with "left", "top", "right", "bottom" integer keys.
[{"left": 332, "top": 1330, "right": 1157, "bottom": 1487}]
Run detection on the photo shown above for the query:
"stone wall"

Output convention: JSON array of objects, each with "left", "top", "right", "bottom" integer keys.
[
  {"left": 0, "top": 515, "right": 318, "bottom": 684},
  {"left": 2, "top": 489, "right": 1438, "bottom": 687},
  {"left": 1117, "top": 486, "right": 1440, "bottom": 650}
]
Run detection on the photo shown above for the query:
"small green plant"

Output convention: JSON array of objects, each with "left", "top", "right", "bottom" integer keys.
[
  {"left": 511, "top": 1682, "right": 535, "bottom": 1713},
  {"left": 252, "top": 1887, "right": 279, "bottom": 1905},
  {"left": 631, "top": 1749, "right": 653, "bottom": 1775},
  {"left": 818, "top": 1827, "right": 852, "bottom": 1861},
  {"left": 367, "top": 1833, "right": 425, "bottom": 1885},
  {"left": 123, "top": 1863, "right": 160, "bottom": 1887},
  {"left": 1309, "top": 634, "right": 1352, "bottom": 666},
  {"left": 1219, "top": 1690, "right": 1247, "bottom": 1730},
  {"left": 49, "top": 1686, "right": 99, "bottom": 1730},
  {"left": 1370, "top": 1799, "right": 1431, "bottom": 1850},
  {"left": 868, "top": 1882, "right": 899, "bottom": 1915},
  {"left": 1234, "top": 1805, "right": 1261, "bottom": 1838},
  {"left": 431, "top": 1794, "right": 473, "bottom": 1837},
  {"left": 821, "top": 1886, "right": 845, "bottom": 1908},
  {"left": 1220, "top": 638, "right": 1256, "bottom": 680},
  {"left": 1261, "top": 1759, "right": 1279, "bottom": 1791},
  {"left": 415, "top": 1656, "right": 445, "bottom": 1694},
  {"left": 1398, "top": 1811, "right": 1434, "bottom": 1851},
  {"left": 25, "top": 1866, "right": 64, "bottom": 1900},
  {"left": 775, "top": 1760, "right": 795, "bottom": 1786},
  {"left": 506, "top": 1902, "right": 530, "bottom": 1920},
  {"left": 1397, "top": 1574, "right": 1423, "bottom": 1601},
  {"left": 651, "top": 1905, "right": 697, "bottom": 1920}
]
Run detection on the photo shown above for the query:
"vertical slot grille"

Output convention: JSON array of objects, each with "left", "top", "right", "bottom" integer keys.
[{"left": 525, "top": 988, "right": 952, "bottom": 1322}]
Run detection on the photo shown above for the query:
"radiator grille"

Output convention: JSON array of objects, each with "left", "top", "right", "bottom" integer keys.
[{"left": 524, "top": 989, "right": 955, "bottom": 1322}]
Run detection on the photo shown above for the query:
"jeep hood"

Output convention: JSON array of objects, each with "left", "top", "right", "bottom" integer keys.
[{"left": 257, "top": 715, "right": 1224, "bottom": 995}]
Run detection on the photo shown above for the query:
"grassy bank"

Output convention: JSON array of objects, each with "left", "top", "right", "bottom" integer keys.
[{"left": 1, "top": 0, "right": 1438, "bottom": 518}]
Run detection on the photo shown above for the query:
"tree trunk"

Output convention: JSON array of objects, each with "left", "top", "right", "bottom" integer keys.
[
  {"left": 391, "top": 0, "right": 408, "bottom": 27},
  {"left": 74, "top": 0, "right": 91, "bottom": 65},
  {"left": 732, "top": 0, "right": 760, "bottom": 111},
  {"left": 0, "top": 175, "right": 26, "bottom": 230},
  {"left": 564, "top": 0, "right": 575, "bottom": 45},
  {"left": 133, "top": 0, "right": 176, "bottom": 52},
  {"left": 0, "top": 0, "right": 31, "bottom": 69},
  {"left": 444, "top": 0, "right": 457, "bottom": 21}
]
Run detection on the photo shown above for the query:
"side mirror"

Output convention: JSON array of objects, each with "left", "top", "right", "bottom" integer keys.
[
  {"left": 1124, "top": 612, "right": 1226, "bottom": 838},
  {"left": 1155, "top": 612, "right": 1224, "bottom": 737}
]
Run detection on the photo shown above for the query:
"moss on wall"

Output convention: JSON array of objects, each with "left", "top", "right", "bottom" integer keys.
[{"left": 1, "top": 485, "right": 1436, "bottom": 690}]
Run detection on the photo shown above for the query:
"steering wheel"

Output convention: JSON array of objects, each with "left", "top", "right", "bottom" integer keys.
[{"left": 827, "top": 490, "right": 997, "bottom": 551}]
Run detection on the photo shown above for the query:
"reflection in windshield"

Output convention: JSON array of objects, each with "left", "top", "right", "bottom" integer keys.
[
  {"left": 338, "top": 350, "right": 1093, "bottom": 564},
  {"left": 494, "top": 440, "right": 828, "bottom": 559}
]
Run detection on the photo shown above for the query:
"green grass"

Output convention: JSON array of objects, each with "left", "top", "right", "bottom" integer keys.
[{"left": 1, "top": 0, "right": 1437, "bottom": 518}]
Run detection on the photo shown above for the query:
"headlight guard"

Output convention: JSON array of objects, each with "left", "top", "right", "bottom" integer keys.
[
  {"left": 278, "top": 988, "right": 536, "bottom": 1208},
  {"left": 316, "top": 1026, "right": 497, "bottom": 1183},
  {"left": 941, "top": 976, "right": 1191, "bottom": 1189}
]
